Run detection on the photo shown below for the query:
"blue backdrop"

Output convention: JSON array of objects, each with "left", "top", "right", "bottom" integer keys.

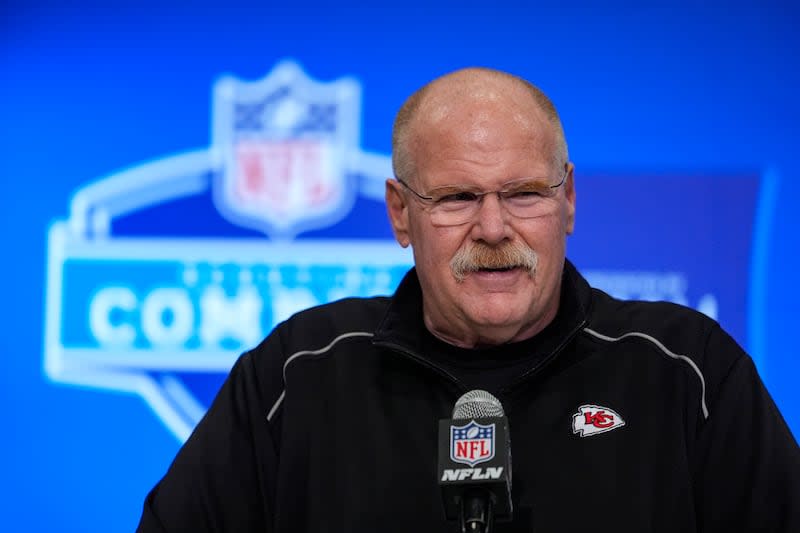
[{"left": 2, "top": 2, "right": 798, "bottom": 531}]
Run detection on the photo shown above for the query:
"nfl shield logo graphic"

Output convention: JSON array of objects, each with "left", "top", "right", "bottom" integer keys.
[
  {"left": 43, "top": 60, "right": 412, "bottom": 443},
  {"left": 450, "top": 421, "right": 496, "bottom": 467},
  {"left": 212, "top": 60, "right": 361, "bottom": 238}
]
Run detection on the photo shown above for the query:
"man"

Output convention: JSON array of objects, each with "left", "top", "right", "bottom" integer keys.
[{"left": 137, "top": 68, "right": 799, "bottom": 532}]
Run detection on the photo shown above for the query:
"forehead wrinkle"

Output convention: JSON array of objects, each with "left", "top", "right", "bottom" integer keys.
[{"left": 410, "top": 102, "right": 556, "bottom": 180}]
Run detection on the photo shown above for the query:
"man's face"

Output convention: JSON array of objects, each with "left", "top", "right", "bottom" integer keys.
[{"left": 387, "top": 95, "right": 575, "bottom": 347}]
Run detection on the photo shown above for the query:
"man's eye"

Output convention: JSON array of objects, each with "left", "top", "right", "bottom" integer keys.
[
  {"left": 508, "top": 190, "right": 542, "bottom": 198},
  {"left": 437, "top": 191, "right": 479, "bottom": 203},
  {"left": 504, "top": 186, "right": 548, "bottom": 201}
]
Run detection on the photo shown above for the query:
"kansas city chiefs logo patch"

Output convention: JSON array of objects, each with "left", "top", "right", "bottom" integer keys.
[{"left": 572, "top": 404, "right": 626, "bottom": 437}]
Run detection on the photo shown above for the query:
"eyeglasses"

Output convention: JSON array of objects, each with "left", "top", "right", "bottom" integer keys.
[{"left": 396, "top": 169, "right": 567, "bottom": 227}]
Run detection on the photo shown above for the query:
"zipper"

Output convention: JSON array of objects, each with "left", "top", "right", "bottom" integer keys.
[
  {"left": 374, "top": 315, "right": 589, "bottom": 403},
  {"left": 372, "top": 339, "right": 467, "bottom": 392},
  {"left": 499, "top": 317, "right": 588, "bottom": 396}
]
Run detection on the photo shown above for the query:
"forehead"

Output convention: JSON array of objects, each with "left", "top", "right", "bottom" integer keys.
[{"left": 409, "top": 95, "right": 558, "bottom": 182}]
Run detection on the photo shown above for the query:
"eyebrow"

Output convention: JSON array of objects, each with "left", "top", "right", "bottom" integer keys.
[{"left": 426, "top": 177, "right": 552, "bottom": 192}]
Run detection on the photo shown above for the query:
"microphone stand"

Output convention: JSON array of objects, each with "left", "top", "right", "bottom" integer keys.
[{"left": 460, "top": 488, "right": 494, "bottom": 533}]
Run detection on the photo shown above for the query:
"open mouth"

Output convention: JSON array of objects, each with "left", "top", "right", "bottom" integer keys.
[{"left": 477, "top": 266, "right": 519, "bottom": 273}]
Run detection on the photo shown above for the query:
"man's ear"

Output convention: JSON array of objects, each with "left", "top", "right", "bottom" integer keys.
[
  {"left": 564, "top": 162, "right": 576, "bottom": 235},
  {"left": 385, "top": 179, "right": 411, "bottom": 247}
]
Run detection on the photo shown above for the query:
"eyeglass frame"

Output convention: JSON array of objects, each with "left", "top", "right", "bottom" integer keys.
[{"left": 394, "top": 165, "right": 569, "bottom": 223}]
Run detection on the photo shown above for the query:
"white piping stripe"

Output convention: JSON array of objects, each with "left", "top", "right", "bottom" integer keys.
[
  {"left": 266, "top": 331, "right": 374, "bottom": 422},
  {"left": 266, "top": 390, "right": 285, "bottom": 422},
  {"left": 583, "top": 327, "right": 709, "bottom": 419}
]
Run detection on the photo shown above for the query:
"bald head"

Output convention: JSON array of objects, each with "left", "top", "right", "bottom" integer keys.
[{"left": 392, "top": 67, "right": 568, "bottom": 184}]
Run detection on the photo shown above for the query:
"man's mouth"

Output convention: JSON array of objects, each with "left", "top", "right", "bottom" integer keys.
[
  {"left": 477, "top": 266, "right": 518, "bottom": 273},
  {"left": 465, "top": 265, "right": 529, "bottom": 287}
]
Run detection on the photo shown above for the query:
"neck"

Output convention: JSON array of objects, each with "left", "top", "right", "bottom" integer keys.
[{"left": 423, "top": 301, "right": 559, "bottom": 349}]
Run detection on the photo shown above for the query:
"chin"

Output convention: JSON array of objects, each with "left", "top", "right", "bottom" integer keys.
[{"left": 465, "top": 299, "right": 528, "bottom": 328}]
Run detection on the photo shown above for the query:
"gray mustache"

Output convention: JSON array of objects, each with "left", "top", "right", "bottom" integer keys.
[{"left": 450, "top": 242, "right": 538, "bottom": 282}]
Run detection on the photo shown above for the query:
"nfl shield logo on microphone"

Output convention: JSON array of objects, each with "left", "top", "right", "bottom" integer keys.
[{"left": 450, "top": 421, "right": 496, "bottom": 467}]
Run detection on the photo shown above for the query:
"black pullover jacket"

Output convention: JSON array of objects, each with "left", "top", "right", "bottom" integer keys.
[{"left": 138, "top": 261, "right": 800, "bottom": 532}]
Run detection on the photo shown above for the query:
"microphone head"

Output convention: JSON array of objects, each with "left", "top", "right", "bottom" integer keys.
[{"left": 452, "top": 389, "right": 505, "bottom": 419}]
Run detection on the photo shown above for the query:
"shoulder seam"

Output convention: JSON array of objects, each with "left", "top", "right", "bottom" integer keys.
[
  {"left": 266, "top": 331, "right": 374, "bottom": 421},
  {"left": 583, "top": 327, "right": 709, "bottom": 419}
]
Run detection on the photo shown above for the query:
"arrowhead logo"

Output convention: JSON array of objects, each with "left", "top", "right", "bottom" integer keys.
[{"left": 572, "top": 404, "right": 626, "bottom": 437}]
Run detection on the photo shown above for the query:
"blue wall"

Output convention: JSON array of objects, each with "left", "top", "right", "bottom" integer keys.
[{"left": 2, "top": 2, "right": 798, "bottom": 531}]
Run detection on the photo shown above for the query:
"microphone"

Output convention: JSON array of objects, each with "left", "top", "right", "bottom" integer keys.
[{"left": 438, "top": 390, "right": 513, "bottom": 533}]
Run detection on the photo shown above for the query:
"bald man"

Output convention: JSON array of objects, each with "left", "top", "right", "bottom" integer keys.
[{"left": 138, "top": 68, "right": 799, "bottom": 532}]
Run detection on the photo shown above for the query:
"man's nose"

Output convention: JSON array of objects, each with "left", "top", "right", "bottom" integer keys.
[{"left": 470, "top": 193, "right": 512, "bottom": 243}]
